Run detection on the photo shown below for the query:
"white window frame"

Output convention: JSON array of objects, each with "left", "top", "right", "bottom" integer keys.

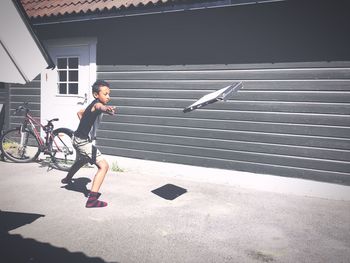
[{"left": 56, "top": 56, "right": 79, "bottom": 96}]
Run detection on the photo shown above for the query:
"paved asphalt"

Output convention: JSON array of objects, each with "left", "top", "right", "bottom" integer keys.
[{"left": 0, "top": 157, "right": 350, "bottom": 263}]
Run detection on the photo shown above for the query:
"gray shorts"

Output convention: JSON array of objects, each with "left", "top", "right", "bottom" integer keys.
[{"left": 73, "top": 136, "right": 103, "bottom": 164}]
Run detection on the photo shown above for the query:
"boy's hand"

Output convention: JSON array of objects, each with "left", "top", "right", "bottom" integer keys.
[
  {"left": 106, "top": 106, "right": 117, "bottom": 115},
  {"left": 95, "top": 103, "right": 117, "bottom": 115}
]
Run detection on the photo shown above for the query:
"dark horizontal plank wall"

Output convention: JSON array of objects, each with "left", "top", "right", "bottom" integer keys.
[
  {"left": 8, "top": 76, "right": 41, "bottom": 129},
  {"left": 96, "top": 62, "right": 350, "bottom": 184},
  {"left": 0, "top": 83, "right": 7, "bottom": 104},
  {"left": 0, "top": 82, "right": 9, "bottom": 130}
]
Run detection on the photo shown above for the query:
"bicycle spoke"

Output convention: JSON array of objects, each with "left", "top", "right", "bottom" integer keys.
[
  {"left": 50, "top": 131, "right": 76, "bottom": 171},
  {"left": 1, "top": 128, "right": 40, "bottom": 162}
]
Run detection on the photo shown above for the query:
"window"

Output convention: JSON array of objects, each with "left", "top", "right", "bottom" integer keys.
[{"left": 57, "top": 57, "right": 79, "bottom": 95}]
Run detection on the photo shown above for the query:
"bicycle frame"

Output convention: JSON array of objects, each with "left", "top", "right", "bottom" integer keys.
[{"left": 21, "top": 110, "right": 61, "bottom": 154}]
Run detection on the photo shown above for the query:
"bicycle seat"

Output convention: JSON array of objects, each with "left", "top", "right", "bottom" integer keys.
[{"left": 49, "top": 118, "right": 59, "bottom": 122}]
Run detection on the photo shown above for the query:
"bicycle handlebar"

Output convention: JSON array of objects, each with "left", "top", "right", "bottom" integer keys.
[{"left": 14, "top": 102, "right": 60, "bottom": 127}]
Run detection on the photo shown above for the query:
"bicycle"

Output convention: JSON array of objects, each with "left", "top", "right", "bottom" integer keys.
[{"left": 0, "top": 102, "right": 77, "bottom": 171}]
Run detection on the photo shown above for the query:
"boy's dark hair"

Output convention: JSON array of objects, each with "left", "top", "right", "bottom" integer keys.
[{"left": 92, "top": 80, "right": 110, "bottom": 94}]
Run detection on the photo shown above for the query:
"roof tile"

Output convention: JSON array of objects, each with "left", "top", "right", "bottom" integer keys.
[{"left": 21, "top": 0, "right": 175, "bottom": 18}]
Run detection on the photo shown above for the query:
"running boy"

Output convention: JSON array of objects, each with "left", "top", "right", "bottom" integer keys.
[{"left": 61, "top": 80, "right": 116, "bottom": 208}]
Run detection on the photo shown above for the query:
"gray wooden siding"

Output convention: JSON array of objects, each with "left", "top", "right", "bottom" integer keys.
[
  {"left": 8, "top": 76, "right": 41, "bottom": 129},
  {"left": 0, "top": 82, "right": 9, "bottom": 130},
  {"left": 98, "top": 63, "right": 350, "bottom": 184},
  {"left": 0, "top": 83, "right": 6, "bottom": 104}
]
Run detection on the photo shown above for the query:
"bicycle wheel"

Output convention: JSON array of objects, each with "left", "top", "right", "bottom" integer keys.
[
  {"left": 50, "top": 128, "right": 77, "bottom": 171},
  {"left": 0, "top": 127, "right": 40, "bottom": 162}
]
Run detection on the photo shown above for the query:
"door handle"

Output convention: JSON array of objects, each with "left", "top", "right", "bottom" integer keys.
[{"left": 77, "top": 93, "right": 87, "bottom": 105}]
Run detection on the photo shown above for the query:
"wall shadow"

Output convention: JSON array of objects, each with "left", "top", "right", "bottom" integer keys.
[
  {"left": 0, "top": 210, "right": 116, "bottom": 263},
  {"left": 0, "top": 210, "right": 44, "bottom": 233}
]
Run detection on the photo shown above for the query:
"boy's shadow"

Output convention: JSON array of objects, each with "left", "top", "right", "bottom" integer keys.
[{"left": 61, "top": 177, "right": 91, "bottom": 197}]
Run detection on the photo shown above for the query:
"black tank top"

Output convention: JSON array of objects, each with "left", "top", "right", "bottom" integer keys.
[{"left": 74, "top": 99, "right": 102, "bottom": 139}]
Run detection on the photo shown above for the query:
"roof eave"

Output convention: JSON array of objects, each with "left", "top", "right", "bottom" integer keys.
[{"left": 31, "top": 0, "right": 287, "bottom": 26}]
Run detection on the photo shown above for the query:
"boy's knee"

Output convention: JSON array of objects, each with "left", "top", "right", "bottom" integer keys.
[
  {"left": 97, "top": 159, "right": 109, "bottom": 171},
  {"left": 104, "top": 161, "right": 109, "bottom": 171}
]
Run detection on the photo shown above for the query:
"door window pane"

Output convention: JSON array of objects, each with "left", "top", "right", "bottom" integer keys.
[
  {"left": 68, "top": 58, "right": 78, "bottom": 69},
  {"left": 69, "top": 83, "right": 78, "bottom": 94},
  {"left": 57, "top": 58, "right": 67, "bottom": 69},
  {"left": 59, "top": 83, "right": 67, "bottom": 94},
  {"left": 69, "top": 70, "right": 78, "bottom": 82},
  {"left": 59, "top": 71, "right": 67, "bottom": 82}
]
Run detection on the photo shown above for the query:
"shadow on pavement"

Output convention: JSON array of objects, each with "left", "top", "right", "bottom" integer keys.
[
  {"left": 0, "top": 210, "right": 115, "bottom": 263},
  {"left": 61, "top": 177, "right": 91, "bottom": 197},
  {"left": 0, "top": 210, "right": 44, "bottom": 233},
  {"left": 151, "top": 184, "right": 187, "bottom": 200}
]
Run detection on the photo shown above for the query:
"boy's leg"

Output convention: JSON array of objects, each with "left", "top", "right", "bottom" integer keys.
[
  {"left": 62, "top": 135, "right": 97, "bottom": 184},
  {"left": 61, "top": 158, "right": 88, "bottom": 184},
  {"left": 91, "top": 159, "right": 109, "bottom": 193},
  {"left": 86, "top": 158, "right": 109, "bottom": 208}
]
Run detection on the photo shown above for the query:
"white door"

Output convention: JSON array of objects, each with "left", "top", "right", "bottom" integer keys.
[{"left": 41, "top": 38, "right": 96, "bottom": 131}]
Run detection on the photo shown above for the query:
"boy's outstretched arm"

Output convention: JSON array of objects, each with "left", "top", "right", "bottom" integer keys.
[{"left": 94, "top": 103, "right": 116, "bottom": 115}]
